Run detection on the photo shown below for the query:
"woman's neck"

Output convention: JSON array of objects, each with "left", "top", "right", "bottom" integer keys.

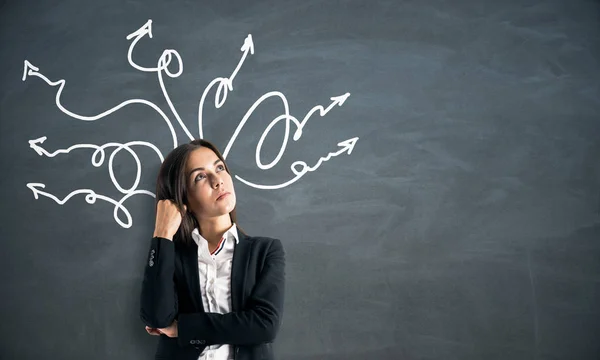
[{"left": 197, "top": 215, "right": 233, "bottom": 245}]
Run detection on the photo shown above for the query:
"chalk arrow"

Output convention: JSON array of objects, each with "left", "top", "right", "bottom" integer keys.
[
  {"left": 235, "top": 136, "right": 360, "bottom": 191},
  {"left": 126, "top": 19, "right": 153, "bottom": 41},
  {"left": 330, "top": 93, "right": 350, "bottom": 107},
  {"left": 25, "top": 182, "right": 144, "bottom": 228},
  {"left": 27, "top": 136, "right": 165, "bottom": 168},
  {"left": 21, "top": 59, "right": 62, "bottom": 88},
  {"left": 301, "top": 136, "right": 360, "bottom": 173},
  {"left": 28, "top": 136, "right": 47, "bottom": 156},
  {"left": 241, "top": 34, "right": 254, "bottom": 55},
  {"left": 26, "top": 183, "right": 45, "bottom": 199},
  {"left": 22, "top": 60, "right": 40, "bottom": 81},
  {"left": 293, "top": 92, "right": 351, "bottom": 141},
  {"left": 20, "top": 56, "right": 179, "bottom": 148},
  {"left": 126, "top": 19, "right": 170, "bottom": 74},
  {"left": 336, "top": 137, "right": 359, "bottom": 155},
  {"left": 26, "top": 182, "right": 92, "bottom": 204},
  {"left": 226, "top": 34, "right": 255, "bottom": 91}
]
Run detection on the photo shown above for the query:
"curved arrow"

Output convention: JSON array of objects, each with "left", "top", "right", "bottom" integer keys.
[
  {"left": 198, "top": 34, "right": 255, "bottom": 139},
  {"left": 28, "top": 136, "right": 164, "bottom": 194},
  {"left": 26, "top": 183, "right": 154, "bottom": 228},
  {"left": 125, "top": 19, "right": 157, "bottom": 72},
  {"left": 22, "top": 60, "right": 179, "bottom": 149},
  {"left": 235, "top": 137, "right": 359, "bottom": 190},
  {"left": 125, "top": 19, "right": 194, "bottom": 141},
  {"left": 292, "top": 92, "right": 350, "bottom": 141},
  {"left": 28, "top": 136, "right": 163, "bottom": 162}
]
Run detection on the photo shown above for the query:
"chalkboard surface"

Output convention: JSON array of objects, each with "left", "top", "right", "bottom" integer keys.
[{"left": 1, "top": 0, "right": 599, "bottom": 359}]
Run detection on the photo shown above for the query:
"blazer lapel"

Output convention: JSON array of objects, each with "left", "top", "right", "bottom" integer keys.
[
  {"left": 231, "top": 230, "right": 252, "bottom": 312},
  {"left": 181, "top": 241, "right": 204, "bottom": 312}
]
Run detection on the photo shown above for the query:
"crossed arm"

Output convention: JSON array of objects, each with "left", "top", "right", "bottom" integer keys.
[{"left": 139, "top": 237, "right": 285, "bottom": 347}]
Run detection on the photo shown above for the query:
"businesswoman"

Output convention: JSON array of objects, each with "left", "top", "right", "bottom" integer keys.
[{"left": 140, "top": 139, "right": 285, "bottom": 360}]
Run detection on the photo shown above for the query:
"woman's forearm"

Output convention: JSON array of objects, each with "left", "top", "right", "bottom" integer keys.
[{"left": 140, "top": 236, "right": 179, "bottom": 329}]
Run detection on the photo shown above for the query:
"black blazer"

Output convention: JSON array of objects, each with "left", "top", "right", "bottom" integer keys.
[{"left": 140, "top": 230, "right": 285, "bottom": 360}]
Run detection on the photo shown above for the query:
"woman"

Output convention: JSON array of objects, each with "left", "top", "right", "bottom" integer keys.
[{"left": 140, "top": 139, "right": 285, "bottom": 360}]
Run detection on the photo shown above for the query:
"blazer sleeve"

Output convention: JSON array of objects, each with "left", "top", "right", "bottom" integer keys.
[
  {"left": 139, "top": 237, "right": 179, "bottom": 329},
  {"left": 177, "top": 238, "right": 285, "bottom": 347}
]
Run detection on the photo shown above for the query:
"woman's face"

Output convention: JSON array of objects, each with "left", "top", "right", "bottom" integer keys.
[{"left": 185, "top": 146, "right": 236, "bottom": 220}]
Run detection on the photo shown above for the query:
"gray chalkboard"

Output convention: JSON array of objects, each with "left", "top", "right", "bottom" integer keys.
[{"left": 1, "top": 0, "right": 599, "bottom": 359}]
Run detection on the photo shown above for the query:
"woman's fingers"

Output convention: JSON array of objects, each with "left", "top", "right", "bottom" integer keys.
[
  {"left": 153, "top": 199, "right": 184, "bottom": 240},
  {"left": 145, "top": 326, "right": 161, "bottom": 336}
]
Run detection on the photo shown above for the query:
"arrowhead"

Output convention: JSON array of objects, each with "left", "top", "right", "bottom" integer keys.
[
  {"left": 241, "top": 34, "right": 254, "bottom": 55},
  {"left": 337, "top": 137, "right": 359, "bottom": 155},
  {"left": 22, "top": 60, "right": 39, "bottom": 81},
  {"left": 28, "top": 136, "right": 47, "bottom": 156},
  {"left": 330, "top": 92, "right": 350, "bottom": 106},
  {"left": 26, "top": 183, "right": 46, "bottom": 199},
  {"left": 126, "top": 19, "right": 153, "bottom": 41}
]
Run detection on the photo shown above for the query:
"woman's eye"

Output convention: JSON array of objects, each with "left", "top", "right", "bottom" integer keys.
[
  {"left": 195, "top": 174, "right": 206, "bottom": 182},
  {"left": 217, "top": 164, "right": 225, "bottom": 171}
]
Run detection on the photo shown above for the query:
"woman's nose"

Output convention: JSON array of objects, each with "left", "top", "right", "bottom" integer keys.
[{"left": 212, "top": 176, "right": 224, "bottom": 188}]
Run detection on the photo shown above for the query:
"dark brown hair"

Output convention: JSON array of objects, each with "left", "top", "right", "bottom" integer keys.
[{"left": 155, "top": 139, "right": 240, "bottom": 246}]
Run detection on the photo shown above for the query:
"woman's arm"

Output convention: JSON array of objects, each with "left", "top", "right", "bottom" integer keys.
[
  {"left": 177, "top": 238, "right": 285, "bottom": 347},
  {"left": 139, "top": 236, "right": 179, "bottom": 329},
  {"left": 140, "top": 199, "right": 184, "bottom": 329}
]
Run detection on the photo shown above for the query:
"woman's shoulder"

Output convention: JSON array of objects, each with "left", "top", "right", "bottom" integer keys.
[
  {"left": 241, "top": 233, "right": 284, "bottom": 251},
  {"left": 241, "top": 232, "right": 281, "bottom": 244}
]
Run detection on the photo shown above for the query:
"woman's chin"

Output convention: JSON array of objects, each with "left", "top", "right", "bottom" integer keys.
[{"left": 216, "top": 198, "right": 236, "bottom": 214}]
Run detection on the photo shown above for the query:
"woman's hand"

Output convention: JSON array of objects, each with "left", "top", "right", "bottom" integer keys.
[
  {"left": 153, "top": 200, "right": 187, "bottom": 241},
  {"left": 144, "top": 319, "right": 178, "bottom": 337},
  {"left": 145, "top": 326, "right": 162, "bottom": 336},
  {"left": 157, "top": 320, "right": 178, "bottom": 338}
]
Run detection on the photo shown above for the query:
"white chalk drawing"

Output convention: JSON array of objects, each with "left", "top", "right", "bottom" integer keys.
[{"left": 23, "top": 19, "right": 359, "bottom": 228}]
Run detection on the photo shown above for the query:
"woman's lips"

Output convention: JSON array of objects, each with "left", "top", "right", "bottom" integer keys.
[{"left": 216, "top": 192, "right": 230, "bottom": 201}]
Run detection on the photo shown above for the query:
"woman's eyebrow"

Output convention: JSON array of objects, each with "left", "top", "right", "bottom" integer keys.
[{"left": 187, "top": 159, "right": 222, "bottom": 177}]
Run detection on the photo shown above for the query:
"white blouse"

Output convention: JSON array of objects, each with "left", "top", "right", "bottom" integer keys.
[{"left": 191, "top": 223, "right": 239, "bottom": 360}]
